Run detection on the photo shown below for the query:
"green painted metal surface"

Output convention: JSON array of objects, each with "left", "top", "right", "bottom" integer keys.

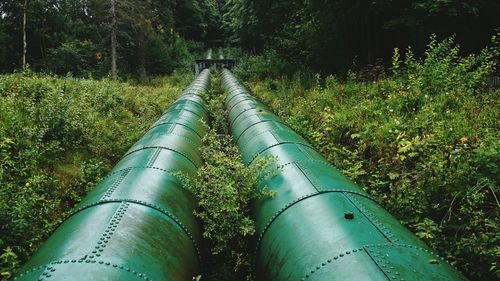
[
  {"left": 14, "top": 69, "right": 211, "bottom": 281},
  {"left": 221, "top": 69, "right": 468, "bottom": 281}
]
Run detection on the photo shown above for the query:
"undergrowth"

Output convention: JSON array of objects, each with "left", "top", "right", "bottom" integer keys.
[
  {"left": 181, "top": 72, "right": 273, "bottom": 281},
  {"left": 0, "top": 70, "right": 191, "bottom": 279},
  {"left": 246, "top": 36, "right": 499, "bottom": 280}
]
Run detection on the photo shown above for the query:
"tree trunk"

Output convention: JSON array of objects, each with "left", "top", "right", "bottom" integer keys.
[
  {"left": 110, "top": 0, "right": 117, "bottom": 79},
  {"left": 138, "top": 29, "right": 146, "bottom": 81},
  {"left": 22, "top": 0, "right": 27, "bottom": 67},
  {"left": 366, "top": 9, "right": 372, "bottom": 64}
]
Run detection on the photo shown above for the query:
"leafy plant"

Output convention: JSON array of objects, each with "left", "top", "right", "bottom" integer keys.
[
  {"left": 246, "top": 36, "right": 499, "bottom": 280},
  {"left": 181, "top": 74, "right": 275, "bottom": 281},
  {"left": 0, "top": 71, "right": 188, "bottom": 279}
]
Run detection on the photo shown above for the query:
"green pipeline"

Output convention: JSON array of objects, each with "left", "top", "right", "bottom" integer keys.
[
  {"left": 14, "top": 69, "right": 211, "bottom": 281},
  {"left": 221, "top": 69, "right": 468, "bottom": 281}
]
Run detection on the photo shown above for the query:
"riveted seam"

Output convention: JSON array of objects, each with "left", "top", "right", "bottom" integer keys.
[
  {"left": 247, "top": 141, "right": 314, "bottom": 165},
  {"left": 162, "top": 108, "right": 206, "bottom": 120},
  {"left": 15, "top": 258, "right": 152, "bottom": 281},
  {"left": 87, "top": 202, "right": 130, "bottom": 256},
  {"left": 227, "top": 96, "right": 258, "bottom": 114},
  {"left": 121, "top": 146, "right": 200, "bottom": 169},
  {"left": 59, "top": 199, "right": 201, "bottom": 261},
  {"left": 344, "top": 193, "right": 399, "bottom": 243},
  {"left": 299, "top": 248, "right": 366, "bottom": 280},
  {"left": 234, "top": 119, "right": 288, "bottom": 143},
  {"left": 147, "top": 122, "right": 204, "bottom": 139},
  {"left": 253, "top": 189, "right": 381, "bottom": 259},
  {"left": 101, "top": 168, "right": 131, "bottom": 200},
  {"left": 238, "top": 127, "right": 304, "bottom": 150},
  {"left": 102, "top": 167, "right": 188, "bottom": 185}
]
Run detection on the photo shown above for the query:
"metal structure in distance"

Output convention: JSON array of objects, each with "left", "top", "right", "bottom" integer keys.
[
  {"left": 14, "top": 69, "right": 211, "bottom": 281},
  {"left": 221, "top": 68, "right": 469, "bottom": 281}
]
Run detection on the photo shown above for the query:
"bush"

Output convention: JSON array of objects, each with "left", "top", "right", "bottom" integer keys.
[
  {"left": 42, "top": 39, "right": 101, "bottom": 77},
  {"left": 0, "top": 71, "right": 186, "bottom": 278},
  {"left": 247, "top": 36, "right": 499, "bottom": 280},
  {"left": 180, "top": 74, "right": 275, "bottom": 281}
]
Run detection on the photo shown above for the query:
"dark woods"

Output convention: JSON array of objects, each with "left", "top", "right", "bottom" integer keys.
[
  {"left": 1, "top": 0, "right": 499, "bottom": 77},
  {"left": 0, "top": 0, "right": 220, "bottom": 77},
  {"left": 222, "top": 0, "right": 500, "bottom": 74}
]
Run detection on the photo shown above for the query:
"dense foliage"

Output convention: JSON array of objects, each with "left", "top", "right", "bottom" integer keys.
[
  {"left": 181, "top": 75, "right": 274, "bottom": 281},
  {"left": 0, "top": 70, "right": 189, "bottom": 279},
  {"left": 222, "top": 0, "right": 500, "bottom": 73},
  {"left": 2, "top": 0, "right": 499, "bottom": 77},
  {"left": 0, "top": 0, "right": 221, "bottom": 77},
  {"left": 237, "top": 37, "right": 499, "bottom": 280}
]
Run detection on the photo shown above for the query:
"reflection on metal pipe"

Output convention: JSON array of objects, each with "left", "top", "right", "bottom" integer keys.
[{"left": 14, "top": 69, "right": 211, "bottom": 281}]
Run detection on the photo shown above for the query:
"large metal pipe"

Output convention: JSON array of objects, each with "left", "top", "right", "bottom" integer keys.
[
  {"left": 221, "top": 69, "right": 468, "bottom": 281},
  {"left": 14, "top": 69, "right": 211, "bottom": 281}
]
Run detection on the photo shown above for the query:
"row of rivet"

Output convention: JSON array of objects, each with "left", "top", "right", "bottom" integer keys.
[
  {"left": 365, "top": 243, "right": 456, "bottom": 281},
  {"left": 292, "top": 158, "right": 339, "bottom": 174},
  {"left": 172, "top": 94, "right": 208, "bottom": 107},
  {"left": 182, "top": 83, "right": 209, "bottom": 91},
  {"left": 122, "top": 146, "right": 200, "bottom": 169},
  {"left": 247, "top": 141, "right": 314, "bottom": 166},
  {"left": 176, "top": 97, "right": 208, "bottom": 112},
  {"left": 101, "top": 168, "right": 131, "bottom": 200},
  {"left": 131, "top": 130, "right": 202, "bottom": 149},
  {"left": 157, "top": 105, "right": 204, "bottom": 118},
  {"left": 223, "top": 88, "right": 255, "bottom": 109},
  {"left": 31, "top": 202, "right": 131, "bottom": 280},
  {"left": 238, "top": 127, "right": 307, "bottom": 153},
  {"left": 227, "top": 96, "right": 259, "bottom": 115},
  {"left": 234, "top": 119, "right": 289, "bottom": 143},
  {"left": 162, "top": 108, "right": 206, "bottom": 120},
  {"left": 230, "top": 105, "right": 268, "bottom": 128},
  {"left": 300, "top": 243, "right": 454, "bottom": 281},
  {"left": 146, "top": 147, "right": 162, "bottom": 167},
  {"left": 223, "top": 80, "right": 245, "bottom": 91},
  {"left": 156, "top": 109, "right": 204, "bottom": 122},
  {"left": 232, "top": 101, "right": 268, "bottom": 117},
  {"left": 181, "top": 71, "right": 210, "bottom": 93},
  {"left": 65, "top": 199, "right": 201, "bottom": 260},
  {"left": 225, "top": 90, "right": 247, "bottom": 103},
  {"left": 146, "top": 122, "right": 204, "bottom": 139},
  {"left": 167, "top": 97, "right": 208, "bottom": 109},
  {"left": 156, "top": 121, "right": 192, "bottom": 138},
  {"left": 227, "top": 95, "right": 248, "bottom": 105},
  {"left": 300, "top": 248, "right": 366, "bottom": 280},
  {"left": 344, "top": 193, "right": 399, "bottom": 243},
  {"left": 224, "top": 84, "right": 260, "bottom": 100},
  {"left": 223, "top": 83, "right": 249, "bottom": 96},
  {"left": 181, "top": 85, "right": 204, "bottom": 92},
  {"left": 89, "top": 202, "right": 130, "bottom": 257},
  {"left": 368, "top": 246, "right": 410, "bottom": 281},
  {"left": 15, "top": 257, "right": 151, "bottom": 281},
  {"left": 297, "top": 163, "right": 369, "bottom": 196},
  {"left": 253, "top": 189, "right": 380, "bottom": 259},
  {"left": 228, "top": 99, "right": 268, "bottom": 119},
  {"left": 101, "top": 167, "right": 187, "bottom": 187},
  {"left": 225, "top": 92, "right": 249, "bottom": 107}
]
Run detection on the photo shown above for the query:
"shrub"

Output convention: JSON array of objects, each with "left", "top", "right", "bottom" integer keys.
[
  {"left": 181, "top": 74, "right": 275, "bottom": 281},
  {"left": 247, "top": 36, "right": 499, "bottom": 280},
  {"left": 0, "top": 72, "right": 186, "bottom": 278}
]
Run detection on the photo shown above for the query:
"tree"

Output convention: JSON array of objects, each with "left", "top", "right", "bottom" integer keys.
[
  {"left": 110, "top": 0, "right": 117, "bottom": 79},
  {"left": 22, "top": 0, "right": 27, "bottom": 67}
]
